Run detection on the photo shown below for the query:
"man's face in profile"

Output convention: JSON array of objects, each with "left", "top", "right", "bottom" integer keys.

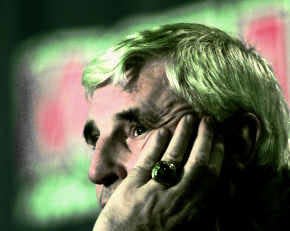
[{"left": 83, "top": 60, "right": 193, "bottom": 207}]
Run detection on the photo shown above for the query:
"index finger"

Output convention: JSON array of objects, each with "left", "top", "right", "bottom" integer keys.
[{"left": 130, "top": 128, "right": 170, "bottom": 184}]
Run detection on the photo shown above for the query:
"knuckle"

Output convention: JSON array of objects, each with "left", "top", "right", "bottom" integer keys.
[
  {"left": 168, "top": 150, "right": 179, "bottom": 159},
  {"left": 132, "top": 165, "right": 150, "bottom": 175}
]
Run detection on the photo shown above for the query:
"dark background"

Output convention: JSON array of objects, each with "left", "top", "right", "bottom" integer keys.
[{"left": 1, "top": 0, "right": 226, "bottom": 230}]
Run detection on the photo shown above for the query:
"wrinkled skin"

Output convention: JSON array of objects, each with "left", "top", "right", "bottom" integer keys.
[
  {"left": 84, "top": 60, "right": 224, "bottom": 230},
  {"left": 93, "top": 116, "right": 224, "bottom": 230}
]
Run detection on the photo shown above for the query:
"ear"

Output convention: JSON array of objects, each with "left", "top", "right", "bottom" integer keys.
[{"left": 222, "top": 112, "right": 261, "bottom": 170}]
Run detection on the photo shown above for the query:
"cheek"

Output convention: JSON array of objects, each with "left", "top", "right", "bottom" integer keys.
[{"left": 125, "top": 136, "right": 149, "bottom": 171}]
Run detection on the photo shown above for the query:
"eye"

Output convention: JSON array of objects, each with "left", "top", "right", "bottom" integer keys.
[
  {"left": 89, "top": 133, "right": 100, "bottom": 150},
  {"left": 83, "top": 120, "right": 100, "bottom": 150},
  {"left": 132, "top": 125, "right": 147, "bottom": 137}
]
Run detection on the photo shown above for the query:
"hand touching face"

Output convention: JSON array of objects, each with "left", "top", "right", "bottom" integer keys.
[
  {"left": 84, "top": 60, "right": 193, "bottom": 208},
  {"left": 93, "top": 115, "right": 224, "bottom": 230}
]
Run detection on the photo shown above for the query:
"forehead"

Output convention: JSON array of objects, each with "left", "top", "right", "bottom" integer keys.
[
  {"left": 89, "top": 85, "right": 135, "bottom": 119},
  {"left": 134, "top": 59, "right": 168, "bottom": 97},
  {"left": 89, "top": 60, "right": 171, "bottom": 118}
]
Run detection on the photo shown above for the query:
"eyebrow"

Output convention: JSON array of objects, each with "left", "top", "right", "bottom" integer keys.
[
  {"left": 116, "top": 108, "right": 141, "bottom": 123},
  {"left": 116, "top": 107, "right": 161, "bottom": 128}
]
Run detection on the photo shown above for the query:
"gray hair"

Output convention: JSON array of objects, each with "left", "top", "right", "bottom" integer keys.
[{"left": 82, "top": 23, "right": 289, "bottom": 169}]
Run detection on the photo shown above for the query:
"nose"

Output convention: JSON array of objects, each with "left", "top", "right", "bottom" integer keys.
[{"left": 88, "top": 136, "right": 127, "bottom": 186}]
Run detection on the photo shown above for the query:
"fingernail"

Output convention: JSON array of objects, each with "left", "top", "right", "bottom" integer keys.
[
  {"left": 159, "top": 128, "right": 169, "bottom": 136},
  {"left": 205, "top": 116, "right": 215, "bottom": 129},
  {"left": 185, "top": 114, "right": 193, "bottom": 123}
]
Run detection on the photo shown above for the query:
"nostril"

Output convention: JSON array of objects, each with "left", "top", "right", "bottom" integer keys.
[
  {"left": 103, "top": 174, "right": 119, "bottom": 187},
  {"left": 88, "top": 162, "right": 128, "bottom": 185}
]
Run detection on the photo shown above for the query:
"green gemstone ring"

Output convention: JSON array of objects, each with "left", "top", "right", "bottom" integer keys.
[{"left": 151, "top": 160, "right": 179, "bottom": 186}]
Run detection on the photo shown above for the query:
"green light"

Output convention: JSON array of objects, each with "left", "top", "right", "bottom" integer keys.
[
  {"left": 13, "top": 0, "right": 289, "bottom": 227},
  {"left": 14, "top": 151, "right": 99, "bottom": 226}
]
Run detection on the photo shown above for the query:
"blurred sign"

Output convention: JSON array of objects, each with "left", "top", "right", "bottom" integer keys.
[{"left": 242, "top": 11, "right": 289, "bottom": 104}]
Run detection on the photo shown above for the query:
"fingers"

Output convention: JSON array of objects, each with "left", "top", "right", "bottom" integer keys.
[
  {"left": 132, "top": 128, "right": 170, "bottom": 182},
  {"left": 146, "top": 114, "right": 197, "bottom": 189},
  {"left": 180, "top": 117, "right": 224, "bottom": 187},
  {"left": 139, "top": 114, "right": 196, "bottom": 189},
  {"left": 161, "top": 115, "right": 195, "bottom": 165},
  {"left": 133, "top": 115, "right": 224, "bottom": 190},
  {"left": 208, "top": 135, "right": 224, "bottom": 177},
  {"left": 183, "top": 117, "right": 213, "bottom": 173}
]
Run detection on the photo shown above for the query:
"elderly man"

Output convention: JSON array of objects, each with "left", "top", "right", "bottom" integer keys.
[{"left": 82, "top": 23, "right": 289, "bottom": 230}]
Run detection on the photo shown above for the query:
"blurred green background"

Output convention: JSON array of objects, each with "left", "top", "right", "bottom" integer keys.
[{"left": 1, "top": 0, "right": 289, "bottom": 230}]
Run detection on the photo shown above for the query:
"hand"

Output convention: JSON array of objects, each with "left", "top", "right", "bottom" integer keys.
[{"left": 93, "top": 115, "right": 224, "bottom": 231}]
